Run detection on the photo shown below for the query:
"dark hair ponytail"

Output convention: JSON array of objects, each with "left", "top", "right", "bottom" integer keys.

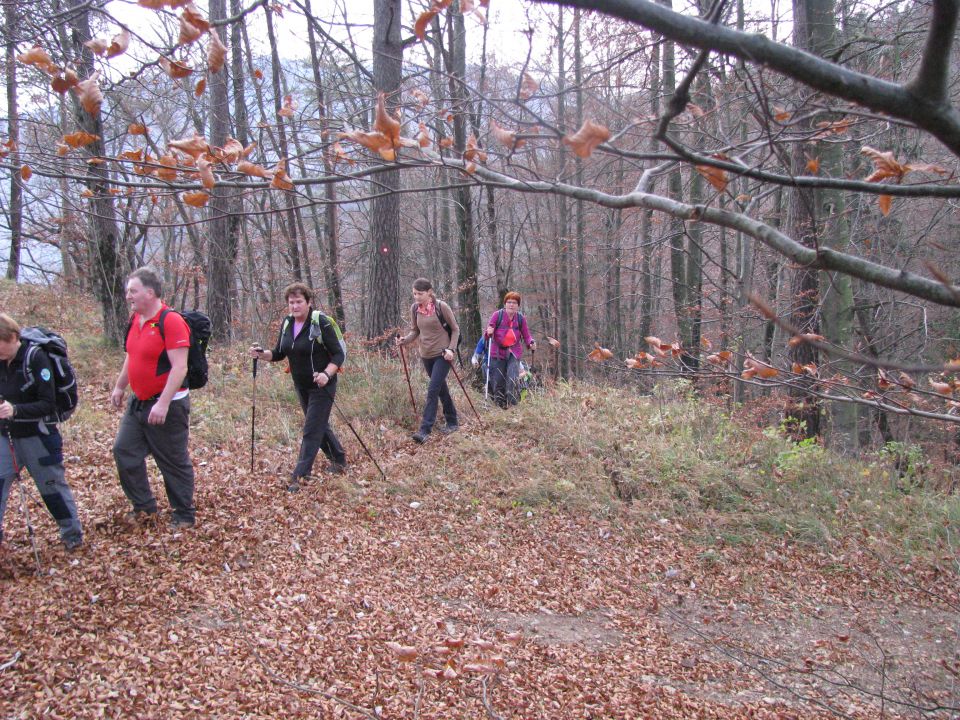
[{"left": 412, "top": 278, "right": 433, "bottom": 292}]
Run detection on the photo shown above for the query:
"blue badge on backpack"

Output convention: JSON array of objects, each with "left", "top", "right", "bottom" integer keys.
[{"left": 40, "top": 368, "right": 51, "bottom": 382}]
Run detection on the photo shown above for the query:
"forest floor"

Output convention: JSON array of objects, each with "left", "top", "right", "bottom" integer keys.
[{"left": 1, "top": 283, "right": 958, "bottom": 719}]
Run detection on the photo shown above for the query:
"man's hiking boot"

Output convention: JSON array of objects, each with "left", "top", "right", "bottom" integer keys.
[
  {"left": 62, "top": 536, "right": 83, "bottom": 552},
  {"left": 169, "top": 516, "right": 195, "bottom": 530},
  {"left": 327, "top": 462, "right": 347, "bottom": 475},
  {"left": 287, "top": 477, "right": 303, "bottom": 492},
  {"left": 125, "top": 508, "right": 158, "bottom": 523},
  {"left": 412, "top": 430, "right": 428, "bottom": 444},
  {"left": 439, "top": 424, "right": 459, "bottom": 435}
]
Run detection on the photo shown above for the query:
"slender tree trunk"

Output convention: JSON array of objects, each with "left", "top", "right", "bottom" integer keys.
[
  {"left": 264, "top": 4, "right": 302, "bottom": 279},
  {"left": 574, "top": 8, "right": 586, "bottom": 372},
  {"left": 4, "top": 1, "right": 22, "bottom": 281},
  {"left": 364, "top": 0, "right": 403, "bottom": 344},
  {"left": 555, "top": 6, "right": 572, "bottom": 377},
  {"left": 206, "top": 0, "right": 235, "bottom": 338}
]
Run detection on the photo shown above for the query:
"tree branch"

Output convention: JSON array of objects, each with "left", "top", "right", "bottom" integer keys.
[
  {"left": 530, "top": 0, "right": 960, "bottom": 158},
  {"left": 905, "top": 0, "right": 959, "bottom": 104}
]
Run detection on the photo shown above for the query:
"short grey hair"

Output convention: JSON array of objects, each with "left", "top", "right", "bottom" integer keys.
[{"left": 128, "top": 266, "right": 163, "bottom": 298}]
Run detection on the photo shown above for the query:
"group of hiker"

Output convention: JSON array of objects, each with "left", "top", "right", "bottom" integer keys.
[{"left": 0, "top": 268, "right": 537, "bottom": 552}]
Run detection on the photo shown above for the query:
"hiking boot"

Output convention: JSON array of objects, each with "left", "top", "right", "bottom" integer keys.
[
  {"left": 439, "top": 424, "right": 459, "bottom": 435},
  {"left": 169, "top": 516, "right": 195, "bottom": 530},
  {"left": 287, "top": 478, "right": 302, "bottom": 492},
  {"left": 412, "top": 430, "right": 429, "bottom": 444},
  {"left": 125, "top": 508, "right": 158, "bottom": 523},
  {"left": 62, "top": 536, "right": 83, "bottom": 552},
  {"left": 327, "top": 462, "right": 347, "bottom": 475}
]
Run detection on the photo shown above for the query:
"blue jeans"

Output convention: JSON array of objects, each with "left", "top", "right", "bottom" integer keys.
[{"left": 420, "top": 356, "right": 458, "bottom": 434}]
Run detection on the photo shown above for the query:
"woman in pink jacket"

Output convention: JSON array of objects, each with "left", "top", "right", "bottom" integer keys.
[{"left": 485, "top": 291, "right": 536, "bottom": 407}]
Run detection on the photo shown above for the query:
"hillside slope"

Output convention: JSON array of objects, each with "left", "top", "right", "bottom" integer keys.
[{"left": 0, "top": 283, "right": 957, "bottom": 719}]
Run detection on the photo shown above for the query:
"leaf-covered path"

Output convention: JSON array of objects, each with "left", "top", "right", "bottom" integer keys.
[{"left": 1, "top": 414, "right": 957, "bottom": 719}]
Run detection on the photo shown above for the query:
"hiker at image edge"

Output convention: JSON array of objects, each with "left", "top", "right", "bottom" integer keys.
[
  {"left": 0, "top": 313, "right": 83, "bottom": 551},
  {"left": 483, "top": 291, "right": 536, "bottom": 408},
  {"left": 249, "top": 281, "right": 347, "bottom": 492},
  {"left": 110, "top": 267, "right": 197, "bottom": 529},
  {"left": 396, "top": 277, "right": 460, "bottom": 444}
]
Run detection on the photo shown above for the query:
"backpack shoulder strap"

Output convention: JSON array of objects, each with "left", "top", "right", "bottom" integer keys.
[
  {"left": 494, "top": 309, "right": 505, "bottom": 331},
  {"left": 22, "top": 343, "right": 39, "bottom": 385},
  {"left": 157, "top": 307, "right": 173, "bottom": 340},
  {"left": 437, "top": 301, "right": 454, "bottom": 335}
]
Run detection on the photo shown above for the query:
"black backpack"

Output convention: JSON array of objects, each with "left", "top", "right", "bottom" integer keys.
[
  {"left": 127, "top": 309, "right": 211, "bottom": 389},
  {"left": 159, "top": 309, "right": 211, "bottom": 389},
  {"left": 20, "top": 327, "right": 79, "bottom": 422}
]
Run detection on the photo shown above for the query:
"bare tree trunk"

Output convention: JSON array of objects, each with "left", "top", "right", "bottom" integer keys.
[
  {"left": 446, "top": 5, "right": 481, "bottom": 344},
  {"left": 573, "top": 7, "right": 586, "bottom": 373},
  {"left": 555, "top": 6, "right": 572, "bottom": 377},
  {"left": 264, "top": 4, "right": 302, "bottom": 279},
  {"left": 68, "top": 0, "right": 127, "bottom": 341},
  {"left": 364, "top": 0, "right": 403, "bottom": 344},
  {"left": 4, "top": 1, "right": 22, "bottom": 281},
  {"left": 206, "top": 0, "right": 235, "bottom": 338}
]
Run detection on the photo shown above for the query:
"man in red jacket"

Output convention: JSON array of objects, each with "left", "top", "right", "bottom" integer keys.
[{"left": 110, "top": 267, "right": 196, "bottom": 529}]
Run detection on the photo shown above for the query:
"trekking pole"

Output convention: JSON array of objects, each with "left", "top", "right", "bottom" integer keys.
[
  {"left": 250, "top": 355, "right": 259, "bottom": 473},
  {"left": 448, "top": 362, "right": 483, "bottom": 427},
  {"left": 322, "top": 386, "right": 387, "bottom": 481},
  {"left": 484, "top": 336, "right": 492, "bottom": 400},
  {"left": 397, "top": 340, "right": 418, "bottom": 416},
  {"left": 1, "top": 411, "right": 42, "bottom": 574}
]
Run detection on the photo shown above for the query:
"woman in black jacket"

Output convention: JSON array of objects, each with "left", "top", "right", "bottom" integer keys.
[
  {"left": 250, "top": 283, "right": 346, "bottom": 491},
  {"left": 0, "top": 313, "right": 83, "bottom": 549}
]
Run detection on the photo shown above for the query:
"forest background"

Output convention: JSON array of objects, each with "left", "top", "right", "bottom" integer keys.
[{"left": 3, "top": 0, "right": 960, "bottom": 453}]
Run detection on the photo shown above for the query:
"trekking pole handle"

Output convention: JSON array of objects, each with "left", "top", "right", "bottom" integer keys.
[{"left": 252, "top": 355, "right": 259, "bottom": 378}]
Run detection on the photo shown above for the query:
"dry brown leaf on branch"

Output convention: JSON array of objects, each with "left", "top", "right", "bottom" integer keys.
[
  {"left": 182, "top": 4, "right": 211, "bottom": 31},
  {"left": 439, "top": 136, "right": 454, "bottom": 149},
  {"left": 414, "top": 9, "right": 438, "bottom": 41},
  {"left": 878, "top": 194, "right": 892, "bottom": 216},
  {"left": 208, "top": 29, "right": 227, "bottom": 73},
  {"left": 811, "top": 117, "right": 852, "bottom": 140},
  {"left": 182, "top": 190, "right": 209, "bottom": 207},
  {"left": 17, "top": 46, "right": 58, "bottom": 74},
  {"left": 339, "top": 129, "right": 392, "bottom": 158},
  {"left": 374, "top": 92, "right": 402, "bottom": 147},
  {"left": 806, "top": 156, "right": 820, "bottom": 174},
  {"left": 588, "top": 343, "right": 614, "bottom": 362},
  {"left": 194, "top": 78, "right": 206, "bottom": 96},
  {"left": 237, "top": 160, "right": 271, "bottom": 178},
  {"left": 51, "top": 70, "right": 79, "bottom": 94},
  {"left": 773, "top": 106, "right": 791, "bottom": 122},
  {"left": 411, "top": 88, "right": 430, "bottom": 108},
  {"left": 897, "top": 372, "right": 916, "bottom": 389},
  {"left": 221, "top": 137, "right": 243, "bottom": 164},
  {"left": 62, "top": 131, "right": 99, "bottom": 148},
  {"left": 385, "top": 642, "right": 418, "bottom": 662},
  {"left": 277, "top": 94, "right": 297, "bottom": 118},
  {"left": 73, "top": 71, "right": 103, "bottom": 116},
  {"left": 463, "top": 133, "right": 487, "bottom": 163},
  {"left": 929, "top": 379, "right": 954, "bottom": 396},
  {"left": 706, "top": 351, "right": 732, "bottom": 366},
  {"left": 562, "top": 119, "right": 611, "bottom": 158},
  {"left": 20, "top": 165, "right": 32, "bottom": 181},
  {"left": 119, "top": 149, "right": 144, "bottom": 162},
  {"left": 84, "top": 37, "right": 110, "bottom": 55},
  {"left": 861, "top": 146, "right": 909, "bottom": 183},
  {"left": 56, "top": 142, "right": 70, "bottom": 156},
  {"left": 155, "top": 153, "right": 179, "bottom": 181},
  {"left": 169, "top": 134, "right": 210, "bottom": 159},
  {"left": 876, "top": 369, "right": 893, "bottom": 390},
  {"left": 417, "top": 123, "right": 431, "bottom": 148},
  {"left": 271, "top": 159, "right": 294, "bottom": 190},
  {"left": 787, "top": 333, "right": 825, "bottom": 347},
  {"left": 128, "top": 123, "right": 147, "bottom": 135},
  {"left": 695, "top": 155, "right": 730, "bottom": 192},
  {"left": 106, "top": 29, "right": 131, "bottom": 58},
  {"left": 159, "top": 56, "right": 193, "bottom": 79},
  {"left": 489, "top": 119, "right": 524, "bottom": 151},
  {"left": 179, "top": 15, "right": 204, "bottom": 45},
  {"left": 742, "top": 353, "right": 778, "bottom": 379},
  {"left": 519, "top": 72, "right": 539, "bottom": 101},
  {"left": 197, "top": 157, "right": 216, "bottom": 189},
  {"left": 545, "top": 336, "right": 560, "bottom": 349}
]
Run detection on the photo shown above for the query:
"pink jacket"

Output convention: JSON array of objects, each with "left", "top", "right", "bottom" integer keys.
[{"left": 487, "top": 310, "right": 533, "bottom": 360}]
